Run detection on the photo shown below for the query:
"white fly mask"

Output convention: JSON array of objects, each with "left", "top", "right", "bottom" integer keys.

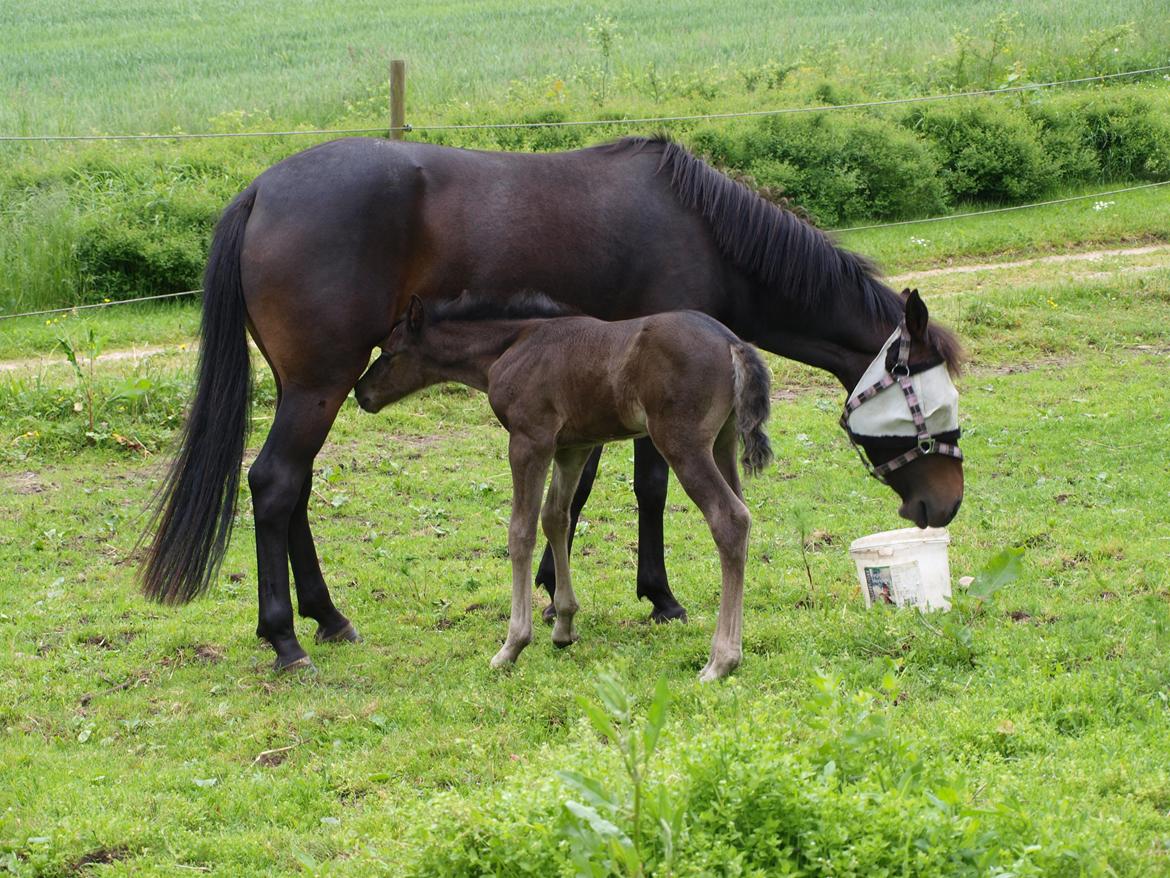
[{"left": 840, "top": 320, "right": 962, "bottom": 482}]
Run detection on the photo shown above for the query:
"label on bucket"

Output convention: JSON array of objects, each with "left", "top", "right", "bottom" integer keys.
[{"left": 863, "top": 563, "right": 921, "bottom": 607}]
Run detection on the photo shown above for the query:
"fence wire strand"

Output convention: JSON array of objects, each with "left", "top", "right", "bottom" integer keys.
[
  {"left": 3, "top": 64, "right": 1169, "bottom": 143},
  {"left": 3, "top": 178, "right": 1166, "bottom": 322}
]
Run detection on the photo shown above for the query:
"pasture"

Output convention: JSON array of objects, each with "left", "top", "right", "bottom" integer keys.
[
  {"left": 4, "top": 0, "right": 1170, "bottom": 874},
  {"left": 2, "top": 239, "right": 1169, "bottom": 874}
]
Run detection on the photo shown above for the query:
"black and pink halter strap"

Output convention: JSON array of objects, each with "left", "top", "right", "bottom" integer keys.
[{"left": 839, "top": 319, "right": 963, "bottom": 483}]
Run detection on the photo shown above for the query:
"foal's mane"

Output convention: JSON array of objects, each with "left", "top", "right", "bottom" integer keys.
[
  {"left": 427, "top": 291, "right": 576, "bottom": 324},
  {"left": 600, "top": 137, "right": 962, "bottom": 372}
]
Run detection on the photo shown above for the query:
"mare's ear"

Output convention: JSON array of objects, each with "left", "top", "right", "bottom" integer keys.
[
  {"left": 904, "top": 288, "right": 929, "bottom": 340},
  {"left": 407, "top": 295, "right": 425, "bottom": 335}
]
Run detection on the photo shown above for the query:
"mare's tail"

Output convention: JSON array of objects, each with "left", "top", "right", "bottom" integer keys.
[
  {"left": 730, "top": 341, "right": 774, "bottom": 477},
  {"left": 140, "top": 187, "right": 256, "bottom": 603}
]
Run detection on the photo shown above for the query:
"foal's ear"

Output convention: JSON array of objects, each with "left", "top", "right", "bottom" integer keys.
[
  {"left": 407, "top": 295, "right": 425, "bottom": 334},
  {"left": 904, "top": 288, "right": 929, "bottom": 340}
]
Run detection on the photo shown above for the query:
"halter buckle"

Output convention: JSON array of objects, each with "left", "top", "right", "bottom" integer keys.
[{"left": 917, "top": 437, "right": 937, "bottom": 455}]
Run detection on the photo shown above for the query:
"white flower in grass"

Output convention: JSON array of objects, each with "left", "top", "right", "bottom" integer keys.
[
  {"left": 1092, "top": 201, "right": 1115, "bottom": 212},
  {"left": 909, "top": 236, "right": 930, "bottom": 246}
]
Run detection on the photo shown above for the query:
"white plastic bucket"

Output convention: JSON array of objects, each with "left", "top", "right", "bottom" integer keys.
[{"left": 849, "top": 527, "right": 952, "bottom": 611}]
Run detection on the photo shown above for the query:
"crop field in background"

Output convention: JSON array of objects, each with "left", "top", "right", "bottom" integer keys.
[
  {"left": 4, "top": 0, "right": 1169, "bottom": 135},
  {"left": 3, "top": 1, "right": 1170, "bottom": 874}
]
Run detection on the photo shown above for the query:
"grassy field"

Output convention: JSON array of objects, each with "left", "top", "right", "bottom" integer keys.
[
  {"left": 1, "top": 243, "right": 1169, "bottom": 873},
  {"left": 4, "top": 0, "right": 1168, "bottom": 136},
  {"left": 3, "top": 2, "right": 1170, "bottom": 873}
]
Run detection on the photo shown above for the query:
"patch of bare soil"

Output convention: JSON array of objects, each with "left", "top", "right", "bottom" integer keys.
[
  {"left": 888, "top": 244, "right": 1170, "bottom": 284},
  {"left": 2, "top": 471, "right": 57, "bottom": 494}
]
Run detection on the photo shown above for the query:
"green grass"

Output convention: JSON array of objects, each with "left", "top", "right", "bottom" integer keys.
[
  {"left": 4, "top": 0, "right": 1168, "bottom": 136},
  {"left": 1, "top": 263, "right": 1168, "bottom": 874}
]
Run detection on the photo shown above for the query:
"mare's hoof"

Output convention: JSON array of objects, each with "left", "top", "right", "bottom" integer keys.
[
  {"left": 490, "top": 652, "right": 515, "bottom": 670},
  {"left": 316, "top": 621, "right": 362, "bottom": 644},
  {"left": 650, "top": 605, "right": 688, "bottom": 624},
  {"left": 274, "top": 654, "right": 317, "bottom": 674},
  {"left": 541, "top": 604, "right": 557, "bottom": 624}
]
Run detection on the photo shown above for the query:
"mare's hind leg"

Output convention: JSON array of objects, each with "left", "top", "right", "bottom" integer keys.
[
  {"left": 493, "top": 433, "right": 554, "bottom": 668},
  {"left": 288, "top": 473, "right": 360, "bottom": 644},
  {"left": 634, "top": 438, "right": 688, "bottom": 623},
  {"left": 650, "top": 431, "right": 750, "bottom": 682},
  {"left": 535, "top": 445, "right": 602, "bottom": 622},
  {"left": 249, "top": 387, "right": 356, "bottom": 671},
  {"left": 542, "top": 447, "right": 595, "bottom": 648}
]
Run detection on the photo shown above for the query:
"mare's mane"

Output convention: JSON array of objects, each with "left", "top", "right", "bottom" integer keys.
[{"left": 599, "top": 137, "right": 962, "bottom": 371}]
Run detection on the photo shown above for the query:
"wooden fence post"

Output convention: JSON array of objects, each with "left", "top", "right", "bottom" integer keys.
[{"left": 390, "top": 59, "right": 406, "bottom": 140}]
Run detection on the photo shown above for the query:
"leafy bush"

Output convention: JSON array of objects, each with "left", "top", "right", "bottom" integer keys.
[
  {"left": 906, "top": 103, "right": 1054, "bottom": 201},
  {"left": 692, "top": 113, "right": 949, "bottom": 225},
  {"left": 74, "top": 221, "right": 207, "bottom": 301},
  {"left": 407, "top": 672, "right": 1096, "bottom": 876},
  {"left": 1071, "top": 93, "right": 1170, "bottom": 180}
]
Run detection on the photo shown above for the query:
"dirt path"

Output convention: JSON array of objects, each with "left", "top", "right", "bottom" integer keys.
[
  {"left": 888, "top": 244, "right": 1170, "bottom": 284},
  {"left": 2, "top": 243, "right": 1166, "bottom": 374}
]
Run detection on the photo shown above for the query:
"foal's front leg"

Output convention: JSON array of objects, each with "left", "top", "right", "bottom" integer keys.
[{"left": 492, "top": 434, "right": 554, "bottom": 668}]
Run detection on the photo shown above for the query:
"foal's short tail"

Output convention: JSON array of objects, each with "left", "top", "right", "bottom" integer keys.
[
  {"left": 140, "top": 187, "right": 256, "bottom": 604},
  {"left": 730, "top": 341, "right": 774, "bottom": 477}
]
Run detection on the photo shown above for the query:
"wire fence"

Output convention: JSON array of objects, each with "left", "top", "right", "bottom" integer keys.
[
  {"left": 3, "top": 177, "right": 1166, "bottom": 322},
  {"left": 2, "top": 64, "right": 1170, "bottom": 143},
  {"left": 2, "top": 62, "right": 1167, "bottom": 322}
]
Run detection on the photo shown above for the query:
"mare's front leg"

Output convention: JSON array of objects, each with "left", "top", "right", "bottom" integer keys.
[
  {"left": 492, "top": 433, "right": 554, "bottom": 668},
  {"left": 249, "top": 388, "right": 353, "bottom": 671},
  {"left": 542, "top": 448, "right": 595, "bottom": 647},
  {"left": 535, "top": 445, "right": 602, "bottom": 621},
  {"left": 634, "top": 438, "right": 688, "bottom": 623}
]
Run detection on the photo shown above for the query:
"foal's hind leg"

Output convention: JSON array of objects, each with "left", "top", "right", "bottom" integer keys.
[
  {"left": 535, "top": 445, "right": 602, "bottom": 622},
  {"left": 651, "top": 431, "right": 750, "bottom": 682},
  {"left": 542, "top": 447, "right": 595, "bottom": 648},
  {"left": 493, "top": 433, "right": 554, "bottom": 668}
]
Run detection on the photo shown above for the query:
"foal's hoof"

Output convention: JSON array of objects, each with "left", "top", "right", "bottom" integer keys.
[
  {"left": 490, "top": 651, "right": 516, "bottom": 669},
  {"left": 698, "top": 655, "right": 741, "bottom": 683},
  {"left": 552, "top": 631, "right": 579, "bottom": 649},
  {"left": 274, "top": 654, "right": 317, "bottom": 674},
  {"left": 650, "top": 604, "right": 688, "bottom": 624},
  {"left": 541, "top": 604, "right": 557, "bottom": 624},
  {"left": 315, "top": 621, "right": 362, "bottom": 644}
]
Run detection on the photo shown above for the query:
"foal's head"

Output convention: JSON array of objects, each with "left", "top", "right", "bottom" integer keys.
[{"left": 354, "top": 296, "right": 432, "bottom": 412}]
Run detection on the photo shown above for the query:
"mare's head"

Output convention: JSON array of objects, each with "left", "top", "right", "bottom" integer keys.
[
  {"left": 844, "top": 289, "right": 964, "bottom": 528},
  {"left": 354, "top": 295, "right": 431, "bottom": 412}
]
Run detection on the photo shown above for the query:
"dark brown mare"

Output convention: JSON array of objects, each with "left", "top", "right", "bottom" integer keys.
[
  {"left": 354, "top": 294, "right": 774, "bottom": 680},
  {"left": 141, "top": 136, "right": 963, "bottom": 671}
]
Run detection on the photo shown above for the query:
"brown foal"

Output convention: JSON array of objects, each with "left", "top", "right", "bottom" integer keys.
[{"left": 354, "top": 293, "right": 773, "bottom": 681}]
